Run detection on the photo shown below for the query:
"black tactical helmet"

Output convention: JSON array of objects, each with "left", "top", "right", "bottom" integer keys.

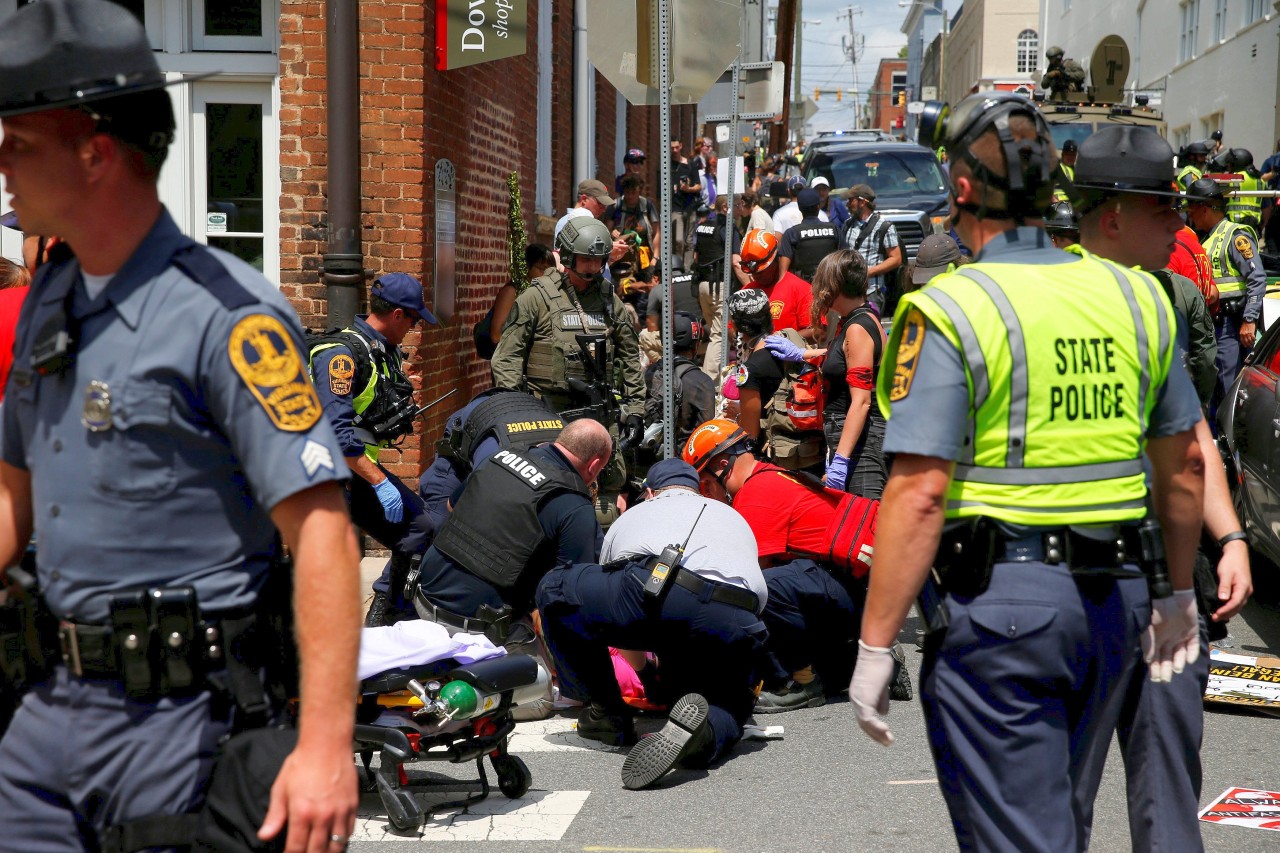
[
  {"left": 555, "top": 217, "right": 612, "bottom": 261},
  {"left": 1185, "top": 177, "right": 1227, "bottom": 205},
  {"left": 728, "top": 288, "right": 773, "bottom": 340},
  {"left": 1043, "top": 201, "right": 1078, "bottom": 233},
  {"left": 1183, "top": 141, "right": 1210, "bottom": 158},
  {"left": 1227, "top": 148, "right": 1254, "bottom": 171},
  {"left": 672, "top": 311, "right": 704, "bottom": 350}
]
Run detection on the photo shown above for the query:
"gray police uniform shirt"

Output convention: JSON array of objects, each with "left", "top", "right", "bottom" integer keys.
[
  {"left": 2, "top": 209, "right": 348, "bottom": 623},
  {"left": 884, "top": 227, "right": 1204, "bottom": 464},
  {"left": 600, "top": 487, "right": 768, "bottom": 612},
  {"left": 1223, "top": 227, "right": 1267, "bottom": 323}
]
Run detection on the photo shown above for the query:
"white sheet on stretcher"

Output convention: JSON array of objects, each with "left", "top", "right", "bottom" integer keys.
[{"left": 358, "top": 620, "right": 506, "bottom": 682}]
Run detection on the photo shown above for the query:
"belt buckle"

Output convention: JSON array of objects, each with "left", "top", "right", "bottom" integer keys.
[{"left": 58, "top": 620, "right": 82, "bottom": 677}]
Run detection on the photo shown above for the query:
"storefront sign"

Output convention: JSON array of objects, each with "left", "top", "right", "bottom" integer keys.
[{"left": 436, "top": 0, "right": 528, "bottom": 71}]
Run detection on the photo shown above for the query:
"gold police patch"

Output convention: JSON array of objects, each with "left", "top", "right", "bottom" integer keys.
[
  {"left": 889, "top": 309, "right": 926, "bottom": 402},
  {"left": 328, "top": 354, "right": 356, "bottom": 396},
  {"left": 1234, "top": 234, "right": 1254, "bottom": 260},
  {"left": 228, "top": 314, "right": 322, "bottom": 431}
]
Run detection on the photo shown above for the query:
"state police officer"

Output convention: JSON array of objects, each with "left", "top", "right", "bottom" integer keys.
[
  {"left": 691, "top": 196, "right": 744, "bottom": 379},
  {"left": 0, "top": 2, "right": 361, "bottom": 850},
  {"left": 309, "top": 273, "right": 436, "bottom": 625},
  {"left": 776, "top": 188, "right": 839, "bottom": 282},
  {"left": 851, "top": 92, "right": 1206, "bottom": 851}
]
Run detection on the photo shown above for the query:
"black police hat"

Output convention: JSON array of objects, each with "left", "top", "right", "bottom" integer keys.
[
  {"left": 0, "top": 0, "right": 209, "bottom": 118},
  {"left": 1185, "top": 177, "right": 1227, "bottom": 205},
  {"left": 1073, "top": 126, "right": 1183, "bottom": 199}
]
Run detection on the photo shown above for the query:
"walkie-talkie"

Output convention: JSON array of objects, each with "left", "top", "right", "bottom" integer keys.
[{"left": 643, "top": 505, "right": 707, "bottom": 600}]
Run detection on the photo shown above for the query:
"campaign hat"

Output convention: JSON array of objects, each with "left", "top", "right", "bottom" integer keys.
[
  {"left": 0, "top": 0, "right": 211, "bottom": 118},
  {"left": 1072, "top": 126, "right": 1183, "bottom": 198}
]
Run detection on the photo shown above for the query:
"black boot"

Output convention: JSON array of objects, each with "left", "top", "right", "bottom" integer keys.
[
  {"left": 577, "top": 703, "right": 638, "bottom": 747},
  {"left": 364, "top": 591, "right": 390, "bottom": 628}
]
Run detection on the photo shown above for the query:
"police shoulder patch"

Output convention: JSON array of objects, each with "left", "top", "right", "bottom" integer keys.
[
  {"left": 328, "top": 353, "right": 356, "bottom": 396},
  {"left": 889, "top": 309, "right": 926, "bottom": 402},
  {"left": 228, "top": 313, "right": 323, "bottom": 431},
  {"left": 1234, "top": 234, "right": 1254, "bottom": 260}
]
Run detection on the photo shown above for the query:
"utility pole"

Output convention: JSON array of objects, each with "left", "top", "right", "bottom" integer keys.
[
  {"left": 771, "top": 0, "right": 796, "bottom": 152},
  {"left": 792, "top": 0, "right": 803, "bottom": 141},
  {"left": 838, "top": 6, "right": 863, "bottom": 129}
]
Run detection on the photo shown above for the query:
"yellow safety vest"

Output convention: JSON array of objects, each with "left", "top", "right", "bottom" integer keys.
[
  {"left": 1176, "top": 164, "right": 1202, "bottom": 192},
  {"left": 1052, "top": 163, "right": 1074, "bottom": 204},
  {"left": 878, "top": 249, "right": 1176, "bottom": 526},
  {"left": 1203, "top": 218, "right": 1250, "bottom": 296},
  {"left": 1226, "top": 172, "right": 1263, "bottom": 230}
]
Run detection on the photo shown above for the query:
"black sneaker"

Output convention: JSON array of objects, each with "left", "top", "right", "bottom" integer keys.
[
  {"left": 621, "top": 693, "right": 712, "bottom": 790},
  {"left": 754, "top": 676, "right": 825, "bottom": 714},
  {"left": 576, "top": 703, "right": 638, "bottom": 747},
  {"left": 364, "top": 592, "right": 390, "bottom": 628},
  {"left": 889, "top": 643, "right": 913, "bottom": 701}
]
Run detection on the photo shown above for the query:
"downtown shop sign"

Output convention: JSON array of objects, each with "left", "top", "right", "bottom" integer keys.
[{"left": 436, "top": 0, "right": 528, "bottom": 70}]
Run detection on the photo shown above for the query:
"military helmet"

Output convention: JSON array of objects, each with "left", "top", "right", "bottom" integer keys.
[
  {"left": 556, "top": 216, "right": 612, "bottom": 260},
  {"left": 1043, "top": 201, "right": 1078, "bottom": 234},
  {"left": 1183, "top": 141, "right": 1210, "bottom": 158},
  {"left": 1227, "top": 148, "right": 1254, "bottom": 171},
  {"left": 1185, "top": 177, "right": 1227, "bottom": 205},
  {"left": 1045, "top": 46, "right": 1064, "bottom": 59},
  {"left": 728, "top": 287, "right": 773, "bottom": 339}
]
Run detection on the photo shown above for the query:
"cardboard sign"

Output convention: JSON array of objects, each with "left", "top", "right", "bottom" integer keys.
[
  {"left": 1205, "top": 649, "right": 1280, "bottom": 716},
  {"left": 1199, "top": 787, "right": 1280, "bottom": 831}
]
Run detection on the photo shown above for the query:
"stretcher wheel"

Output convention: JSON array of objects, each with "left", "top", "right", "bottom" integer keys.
[{"left": 491, "top": 753, "right": 531, "bottom": 799}]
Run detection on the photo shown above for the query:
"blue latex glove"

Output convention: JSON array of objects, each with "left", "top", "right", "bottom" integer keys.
[
  {"left": 826, "top": 453, "right": 849, "bottom": 491},
  {"left": 764, "top": 334, "right": 806, "bottom": 362},
  {"left": 374, "top": 477, "right": 404, "bottom": 523}
]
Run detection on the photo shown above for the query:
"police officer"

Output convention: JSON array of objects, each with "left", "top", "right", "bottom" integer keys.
[
  {"left": 643, "top": 312, "right": 716, "bottom": 451},
  {"left": 852, "top": 92, "right": 1205, "bottom": 851},
  {"left": 1224, "top": 148, "right": 1264, "bottom": 240},
  {"left": 492, "top": 217, "right": 646, "bottom": 527},
  {"left": 777, "top": 188, "right": 840, "bottom": 282},
  {"left": 309, "top": 273, "right": 435, "bottom": 625},
  {"left": 535, "top": 458, "right": 769, "bottom": 790},
  {"left": 1177, "top": 141, "right": 1210, "bottom": 192},
  {"left": 412, "top": 418, "right": 611, "bottom": 639},
  {"left": 1051, "top": 139, "right": 1077, "bottom": 203},
  {"left": 1042, "top": 200, "right": 1079, "bottom": 249},
  {"left": 0, "top": 2, "right": 360, "bottom": 849},
  {"left": 1184, "top": 177, "right": 1267, "bottom": 398},
  {"left": 692, "top": 196, "right": 744, "bottom": 379}
]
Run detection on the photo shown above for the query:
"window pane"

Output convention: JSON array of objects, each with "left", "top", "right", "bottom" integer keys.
[
  {"left": 206, "top": 103, "right": 264, "bottom": 234},
  {"left": 209, "top": 237, "right": 265, "bottom": 272},
  {"left": 206, "top": 0, "right": 263, "bottom": 37}
]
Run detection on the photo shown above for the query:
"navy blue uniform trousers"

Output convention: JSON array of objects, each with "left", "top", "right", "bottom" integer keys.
[
  {"left": 348, "top": 461, "right": 428, "bottom": 596},
  {"left": 920, "top": 561, "right": 1150, "bottom": 853},
  {"left": 760, "top": 559, "right": 863, "bottom": 688},
  {"left": 535, "top": 560, "right": 768, "bottom": 764}
]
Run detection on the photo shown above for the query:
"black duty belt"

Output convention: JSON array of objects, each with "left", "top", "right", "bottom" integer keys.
[
  {"left": 938, "top": 522, "right": 1142, "bottom": 574},
  {"left": 56, "top": 617, "right": 226, "bottom": 682},
  {"left": 627, "top": 557, "right": 760, "bottom": 612},
  {"left": 412, "top": 591, "right": 512, "bottom": 645}
]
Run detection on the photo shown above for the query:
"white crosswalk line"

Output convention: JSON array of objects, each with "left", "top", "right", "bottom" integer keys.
[{"left": 352, "top": 789, "right": 590, "bottom": 842}]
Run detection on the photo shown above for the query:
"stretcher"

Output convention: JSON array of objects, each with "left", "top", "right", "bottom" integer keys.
[{"left": 354, "top": 652, "right": 549, "bottom": 832}]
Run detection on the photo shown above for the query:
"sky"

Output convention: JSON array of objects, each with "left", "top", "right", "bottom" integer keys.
[{"left": 783, "top": 0, "right": 914, "bottom": 135}]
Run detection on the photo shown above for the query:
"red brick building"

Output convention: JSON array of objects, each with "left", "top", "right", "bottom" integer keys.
[{"left": 869, "top": 58, "right": 908, "bottom": 136}]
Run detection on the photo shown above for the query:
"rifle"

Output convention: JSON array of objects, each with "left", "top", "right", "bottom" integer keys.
[
  {"left": 353, "top": 387, "right": 459, "bottom": 446},
  {"left": 562, "top": 333, "right": 622, "bottom": 429}
]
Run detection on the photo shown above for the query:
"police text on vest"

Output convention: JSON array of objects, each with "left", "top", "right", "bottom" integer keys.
[
  {"left": 495, "top": 450, "right": 547, "bottom": 485},
  {"left": 1050, "top": 337, "right": 1125, "bottom": 422}
]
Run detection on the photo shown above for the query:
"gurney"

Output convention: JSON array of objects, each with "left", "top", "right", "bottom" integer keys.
[{"left": 354, "top": 623, "right": 550, "bottom": 832}]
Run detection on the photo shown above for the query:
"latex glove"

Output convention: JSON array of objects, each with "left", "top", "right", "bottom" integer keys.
[
  {"left": 825, "top": 453, "right": 850, "bottom": 491},
  {"left": 849, "top": 640, "right": 896, "bottom": 746},
  {"left": 1143, "top": 589, "right": 1199, "bottom": 683},
  {"left": 764, "top": 334, "right": 806, "bottom": 362},
  {"left": 618, "top": 414, "right": 645, "bottom": 452},
  {"left": 373, "top": 477, "right": 404, "bottom": 523}
]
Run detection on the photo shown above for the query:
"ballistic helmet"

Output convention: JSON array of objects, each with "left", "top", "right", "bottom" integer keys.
[
  {"left": 1042, "top": 201, "right": 1078, "bottom": 234},
  {"left": 1226, "top": 148, "right": 1254, "bottom": 171},
  {"left": 556, "top": 217, "right": 612, "bottom": 261},
  {"left": 1183, "top": 141, "right": 1210, "bottom": 158},
  {"left": 1046, "top": 46, "right": 1064, "bottom": 60},
  {"left": 682, "top": 419, "right": 750, "bottom": 472}
]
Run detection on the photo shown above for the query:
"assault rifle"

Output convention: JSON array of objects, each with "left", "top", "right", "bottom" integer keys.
[
  {"left": 352, "top": 387, "right": 459, "bottom": 446},
  {"left": 563, "top": 333, "right": 621, "bottom": 429}
]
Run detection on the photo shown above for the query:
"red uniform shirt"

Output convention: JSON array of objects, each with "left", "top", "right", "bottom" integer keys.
[
  {"left": 0, "top": 285, "right": 29, "bottom": 403},
  {"left": 748, "top": 271, "right": 814, "bottom": 334},
  {"left": 733, "top": 461, "right": 842, "bottom": 559},
  {"left": 1166, "top": 226, "right": 1218, "bottom": 314}
]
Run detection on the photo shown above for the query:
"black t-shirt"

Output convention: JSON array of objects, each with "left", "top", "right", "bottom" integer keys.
[
  {"left": 738, "top": 347, "right": 784, "bottom": 406},
  {"left": 672, "top": 160, "right": 701, "bottom": 211},
  {"left": 647, "top": 272, "right": 703, "bottom": 324}
]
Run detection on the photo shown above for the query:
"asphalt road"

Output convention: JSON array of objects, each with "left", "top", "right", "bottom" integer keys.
[{"left": 351, "top": 560, "right": 1280, "bottom": 852}]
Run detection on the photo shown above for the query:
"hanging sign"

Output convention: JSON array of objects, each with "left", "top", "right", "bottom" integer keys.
[{"left": 436, "top": 0, "right": 528, "bottom": 70}]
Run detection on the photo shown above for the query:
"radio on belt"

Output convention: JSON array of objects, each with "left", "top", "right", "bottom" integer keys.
[{"left": 643, "top": 505, "right": 706, "bottom": 600}]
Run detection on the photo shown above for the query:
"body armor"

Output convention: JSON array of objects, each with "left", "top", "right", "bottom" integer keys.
[
  {"left": 524, "top": 272, "right": 616, "bottom": 403},
  {"left": 693, "top": 216, "right": 729, "bottom": 282},
  {"left": 787, "top": 218, "right": 840, "bottom": 281},
  {"left": 437, "top": 389, "right": 564, "bottom": 477},
  {"left": 308, "top": 327, "right": 414, "bottom": 451}
]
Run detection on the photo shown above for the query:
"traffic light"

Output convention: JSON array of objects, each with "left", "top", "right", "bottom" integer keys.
[
  {"left": 897, "top": 90, "right": 905, "bottom": 107},
  {"left": 814, "top": 87, "right": 821, "bottom": 101},
  {"left": 837, "top": 89, "right": 843, "bottom": 102}
]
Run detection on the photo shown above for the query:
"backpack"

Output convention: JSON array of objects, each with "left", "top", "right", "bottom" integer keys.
[
  {"left": 747, "top": 464, "right": 879, "bottom": 577},
  {"left": 763, "top": 328, "right": 826, "bottom": 470}
]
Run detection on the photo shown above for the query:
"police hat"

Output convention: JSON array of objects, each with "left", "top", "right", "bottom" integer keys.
[
  {"left": 0, "top": 0, "right": 211, "bottom": 118},
  {"left": 643, "top": 458, "right": 701, "bottom": 491},
  {"left": 372, "top": 273, "right": 436, "bottom": 323},
  {"left": 796, "top": 188, "right": 821, "bottom": 210},
  {"left": 1184, "top": 177, "right": 1227, "bottom": 206},
  {"left": 1073, "top": 126, "right": 1183, "bottom": 198}
]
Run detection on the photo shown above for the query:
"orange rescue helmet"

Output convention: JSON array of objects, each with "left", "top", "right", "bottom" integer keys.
[
  {"left": 739, "top": 228, "right": 779, "bottom": 274},
  {"left": 682, "top": 419, "right": 751, "bottom": 471}
]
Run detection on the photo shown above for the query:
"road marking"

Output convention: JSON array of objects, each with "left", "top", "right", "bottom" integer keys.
[
  {"left": 352, "top": 789, "right": 590, "bottom": 842},
  {"left": 507, "top": 717, "right": 627, "bottom": 753},
  {"left": 887, "top": 779, "right": 937, "bottom": 785}
]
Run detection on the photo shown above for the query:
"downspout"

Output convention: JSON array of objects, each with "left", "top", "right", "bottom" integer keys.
[
  {"left": 574, "top": 0, "right": 593, "bottom": 183},
  {"left": 322, "top": 0, "right": 363, "bottom": 329}
]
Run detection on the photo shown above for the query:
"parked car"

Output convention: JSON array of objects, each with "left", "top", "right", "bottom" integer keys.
[{"left": 1218, "top": 320, "right": 1280, "bottom": 568}]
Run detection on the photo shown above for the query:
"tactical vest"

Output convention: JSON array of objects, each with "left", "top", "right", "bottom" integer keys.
[
  {"left": 524, "top": 271, "right": 616, "bottom": 401},
  {"left": 1203, "top": 218, "right": 1250, "bottom": 296},
  {"left": 308, "top": 327, "right": 413, "bottom": 460},
  {"left": 1176, "top": 164, "right": 1202, "bottom": 192},
  {"left": 1226, "top": 172, "right": 1263, "bottom": 229},
  {"left": 432, "top": 446, "right": 587, "bottom": 591},
  {"left": 693, "top": 218, "right": 728, "bottom": 280},
  {"left": 787, "top": 219, "right": 840, "bottom": 281},
  {"left": 437, "top": 389, "right": 564, "bottom": 476},
  {"left": 880, "top": 249, "right": 1175, "bottom": 526}
]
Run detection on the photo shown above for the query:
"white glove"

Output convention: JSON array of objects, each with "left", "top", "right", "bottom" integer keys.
[
  {"left": 1143, "top": 589, "right": 1199, "bottom": 683},
  {"left": 848, "top": 640, "right": 896, "bottom": 746}
]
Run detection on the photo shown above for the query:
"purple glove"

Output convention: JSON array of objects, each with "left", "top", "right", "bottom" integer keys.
[
  {"left": 764, "top": 334, "right": 806, "bottom": 362},
  {"left": 825, "top": 453, "right": 849, "bottom": 491}
]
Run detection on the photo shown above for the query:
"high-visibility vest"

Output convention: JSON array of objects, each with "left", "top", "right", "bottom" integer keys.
[
  {"left": 1176, "top": 164, "right": 1202, "bottom": 192},
  {"left": 1226, "top": 172, "right": 1263, "bottom": 227},
  {"left": 1203, "top": 218, "right": 1251, "bottom": 296},
  {"left": 878, "top": 249, "right": 1176, "bottom": 526},
  {"left": 1052, "top": 163, "right": 1074, "bottom": 203}
]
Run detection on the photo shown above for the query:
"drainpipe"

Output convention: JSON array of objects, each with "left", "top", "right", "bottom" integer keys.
[
  {"left": 574, "top": 0, "right": 593, "bottom": 183},
  {"left": 322, "top": 0, "right": 363, "bottom": 329}
]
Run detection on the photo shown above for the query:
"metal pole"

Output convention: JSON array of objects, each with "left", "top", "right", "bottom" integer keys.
[
  {"left": 321, "top": 0, "right": 362, "bottom": 329},
  {"left": 720, "top": 8, "right": 745, "bottom": 376},
  {"left": 659, "top": 0, "right": 676, "bottom": 460},
  {"left": 792, "top": 0, "right": 803, "bottom": 141}
]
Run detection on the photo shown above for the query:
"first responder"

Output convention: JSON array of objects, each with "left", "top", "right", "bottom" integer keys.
[
  {"left": 1224, "top": 148, "right": 1264, "bottom": 240},
  {"left": 0, "top": 1, "right": 361, "bottom": 848},
  {"left": 1184, "top": 177, "right": 1267, "bottom": 398},
  {"left": 1072, "top": 124, "right": 1254, "bottom": 853},
  {"left": 535, "top": 458, "right": 769, "bottom": 790},
  {"left": 492, "top": 217, "right": 646, "bottom": 527},
  {"left": 692, "top": 196, "right": 745, "bottom": 378},
  {"left": 1177, "top": 141, "right": 1210, "bottom": 192},
  {"left": 309, "top": 273, "right": 435, "bottom": 626},
  {"left": 777, "top": 188, "right": 840, "bottom": 282},
  {"left": 682, "top": 420, "right": 911, "bottom": 713},
  {"left": 412, "top": 418, "right": 611, "bottom": 640},
  {"left": 1042, "top": 200, "right": 1079, "bottom": 249},
  {"left": 852, "top": 92, "right": 1205, "bottom": 851}
]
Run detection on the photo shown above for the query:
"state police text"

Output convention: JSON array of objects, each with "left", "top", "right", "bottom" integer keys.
[{"left": 1050, "top": 337, "right": 1124, "bottom": 422}]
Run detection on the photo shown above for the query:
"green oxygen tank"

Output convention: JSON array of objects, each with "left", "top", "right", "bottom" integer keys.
[{"left": 438, "top": 680, "right": 499, "bottom": 720}]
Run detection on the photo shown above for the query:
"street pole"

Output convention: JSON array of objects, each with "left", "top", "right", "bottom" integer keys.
[
  {"left": 838, "top": 6, "right": 863, "bottom": 130},
  {"left": 658, "top": 0, "right": 676, "bottom": 460},
  {"left": 770, "top": 0, "right": 796, "bottom": 152},
  {"left": 793, "top": 0, "right": 803, "bottom": 142},
  {"left": 721, "top": 8, "right": 746, "bottom": 376}
]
